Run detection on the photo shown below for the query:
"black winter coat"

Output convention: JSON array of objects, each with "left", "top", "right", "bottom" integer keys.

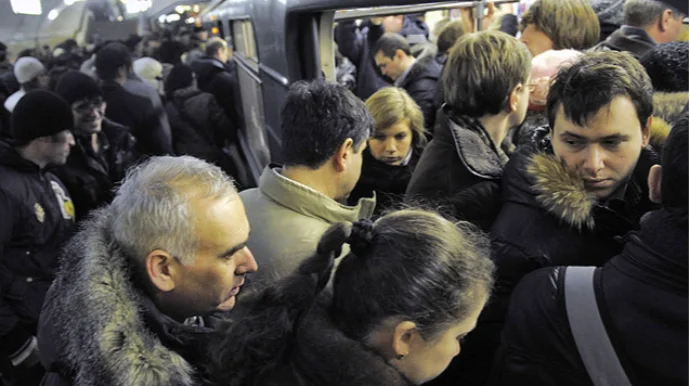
[
  {"left": 0, "top": 141, "right": 75, "bottom": 356},
  {"left": 101, "top": 81, "right": 173, "bottom": 156},
  {"left": 165, "top": 87, "right": 237, "bottom": 177},
  {"left": 348, "top": 147, "right": 419, "bottom": 215},
  {"left": 50, "top": 119, "right": 138, "bottom": 221},
  {"left": 334, "top": 17, "right": 429, "bottom": 100},
  {"left": 590, "top": 25, "right": 657, "bottom": 59},
  {"left": 398, "top": 54, "right": 442, "bottom": 134},
  {"left": 405, "top": 111, "right": 507, "bottom": 230},
  {"left": 254, "top": 295, "right": 414, "bottom": 386},
  {"left": 190, "top": 57, "right": 243, "bottom": 127},
  {"left": 490, "top": 209, "right": 688, "bottom": 386}
]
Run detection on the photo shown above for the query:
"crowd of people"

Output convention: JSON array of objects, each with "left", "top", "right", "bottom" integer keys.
[{"left": 0, "top": 0, "right": 687, "bottom": 385}]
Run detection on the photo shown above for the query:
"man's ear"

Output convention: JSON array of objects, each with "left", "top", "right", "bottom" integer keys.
[
  {"left": 642, "top": 115, "right": 652, "bottom": 147},
  {"left": 508, "top": 83, "right": 524, "bottom": 113},
  {"left": 334, "top": 138, "right": 354, "bottom": 172},
  {"left": 391, "top": 321, "right": 419, "bottom": 361},
  {"left": 659, "top": 9, "right": 674, "bottom": 32},
  {"left": 145, "top": 250, "right": 179, "bottom": 293},
  {"left": 648, "top": 164, "right": 663, "bottom": 204},
  {"left": 395, "top": 49, "right": 406, "bottom": 60}
]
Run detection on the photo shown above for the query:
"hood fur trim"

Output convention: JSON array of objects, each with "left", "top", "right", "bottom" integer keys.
[
  {"left": 649, "top": 116, "right": 671, "bottom": 150},
  {"left": 52, "top": 209, "right": 197, "bottom": 386},
  {"left": 527, "top": 153, "right": 596, "bottom": 229}
]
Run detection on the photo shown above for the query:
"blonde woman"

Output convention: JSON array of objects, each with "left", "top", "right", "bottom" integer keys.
[{"left": 348, "top": 87, "right": 428, "bottom": 214}]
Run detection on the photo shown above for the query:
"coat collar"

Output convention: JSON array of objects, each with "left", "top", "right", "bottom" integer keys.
[
  {"left": 259, "top": 166, "right": 376, "bottom": 224},
  {"left": 444, "top": 111, "right": 509, "bottom": 180},
  {"left": 49, "top": 208, "right": 212, "bottom": 386},
  {"left": 292, "top": 294, "right": 414, "bottom": 386}
]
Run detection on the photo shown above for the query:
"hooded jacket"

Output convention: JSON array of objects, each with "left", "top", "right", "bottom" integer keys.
[
  {"left": 50, "top": 119, "right": 138, "bottom": 222},
  {"left": 0, "top": 141, "right": 75, "bottom": 355},
  {"left": 37, "top": 209, "right": 219, "bottom": 386},
  {"left": 190, "top": 57, "right": 242, "bottom": 127},
  {"left": 165, "top": 86, "right": 238, "bottom": 177},
  {"left": 591, "top": 25, "right": 657, "bottom": 59},
  {"left": 406, "top": 111, "right": 508, "bottom": 230},
  {"left": 490, "top": 209, "right": 688, "bottom": 386},
  {"left": 255, "top": 294, "right": 414, "bottom": 386},
  {"left": 240, "top": 167, "right": 376, "bottom": 288},
  {"left": 397, "top": 51, "right": 443, "bottom": 133},
  {"left": 334, "top": 17, "right": 429, "bottom": 100}
]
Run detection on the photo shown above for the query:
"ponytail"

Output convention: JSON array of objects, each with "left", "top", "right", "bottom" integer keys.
[{"left": 207, "top": 221, "right": 355, "bottom": 386}]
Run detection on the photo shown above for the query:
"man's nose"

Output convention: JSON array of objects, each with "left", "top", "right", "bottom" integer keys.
[
  {"left": 583, "top": 145, "right": 605, "bottom": 174},
  {"left": 236, "top": 247, "right": 258, "bottom": 274}
]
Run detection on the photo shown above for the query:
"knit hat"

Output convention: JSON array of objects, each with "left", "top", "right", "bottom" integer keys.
[
  {"left": 95, "top": 42, "right": 132, "bottom": 80},
  {"left": 164, "top": 64, "right": 194, "bottom": 97},
  {"left": 13, "top": 57, "right": 45, "bottom": 84},
  {"left": 133, "top": 57, "right": 163, "bottom": 88},
  {"left": 54, "top": 70, "right": 103, "bottom": 105},
  {"left": 640, "top": 42, "right": 689, "bottom": 93},
  {"left": 11, "top": 90, "right": 73, "bottom": 142}
]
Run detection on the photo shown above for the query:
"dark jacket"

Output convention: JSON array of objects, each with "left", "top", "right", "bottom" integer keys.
[
  {"left": 490, "top": 209, "right": 688, "bottom": 386},
  {"left": 334, "top": 17, "right": 429, "bottom": 100},
  {"left": 348, "top": 147, "right": 420, "bottom": 215},
  {"left": 591, "top": 25, "right": 657, "bottom": 59},
  {"left": 190, "top": 57, "right": 243, "bottom": 127},
  {"left": 50, "top": 120, "right": 138, "bottom": 222},
  {"left": 405, "top": 111, "right": 508, "bottom": 230},
  {"left": 101, "top": 80, "right": 173, "bottom": 156},
  {"left": 254, "top": 294, "right": 413, "bottom": 386},
  {"left": 0, "top": 141, "right": 75, "bottom": 357},
  {"left": 398, "top": 53, "right": 443, "bottom": 134},
  {"left": 165, "top": 86, "right": 237, "bottom": 176},
  {"left": 37, "top": 209, "right": 219, "bottom": 386}
]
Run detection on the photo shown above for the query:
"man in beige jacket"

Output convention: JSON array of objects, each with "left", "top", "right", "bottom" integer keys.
[{"left": 240, "top": 79, "right": 376, "bottom": 288}]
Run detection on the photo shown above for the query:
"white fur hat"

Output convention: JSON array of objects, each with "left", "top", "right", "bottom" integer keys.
[{"left": 14, "top": 57, "right": 45, "bottom": 84}]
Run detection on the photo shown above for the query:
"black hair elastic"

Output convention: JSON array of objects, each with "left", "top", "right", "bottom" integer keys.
[{"left": 348, "top": 219, "right": 375, "bottom": 256}]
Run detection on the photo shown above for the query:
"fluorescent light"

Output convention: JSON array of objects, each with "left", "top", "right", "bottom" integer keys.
[
  {"left": 48, "top": 9, "right": 60, "bottom": 21},
  {"left": 185, "top": 17, "right": 196, "bottom": 24},
  {"left": 125, "top": 0, "right": 152, "bottom": 14},
  {"left": 10, "top": 0, "right": 42, "bottom": 15},
  {"left": 166, "top": 14, "right": 181, "bottom": 23}
]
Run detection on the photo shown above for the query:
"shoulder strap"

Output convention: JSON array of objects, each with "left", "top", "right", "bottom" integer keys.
[{"left": 564, "top": 266, "right": 631, "bottom": 386}]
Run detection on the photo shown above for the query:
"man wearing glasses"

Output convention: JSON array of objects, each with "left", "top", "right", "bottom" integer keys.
[{"left": 52, "top": 71, "right": 138, "bottom": 222}]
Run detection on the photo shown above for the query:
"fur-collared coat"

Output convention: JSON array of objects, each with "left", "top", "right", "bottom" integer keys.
[{"left": 37, "top": 209, "right": 218, "bottom": 386}]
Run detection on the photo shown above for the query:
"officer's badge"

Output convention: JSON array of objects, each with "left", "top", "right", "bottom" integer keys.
[{"left": 34, "top": 203, "right": 45, "bottom": 223}]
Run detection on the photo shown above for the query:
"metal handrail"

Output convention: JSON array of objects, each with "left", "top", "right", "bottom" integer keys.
[{"left": 333, "top": 0, "right": 519, "bottom": 21}]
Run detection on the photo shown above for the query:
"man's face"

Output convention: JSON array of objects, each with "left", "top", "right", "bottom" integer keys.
[
  {"left": 660, "top": 12, "right": 685, "bottom": 43},
  {"left": 71, "top": 98, "right": 106, "bottom": 134},
  {"left": 375, "top": 50, "right": 406, "bottom": 80},
  {"left": 37, "top": 72, "right": 50, "bottom": 90},
  {"left": 171, "top": 195, "right": 258, "bottom": 316},
  {"left": 217, "top": 46, "right": 229, "bottom": 63},
  {"left": 39, "top": 130, "right": 75, "bottom": 166},
  {"left": 520, "top": 24, "right": 554, "bottom": 57},
  {"left": 551, "top": 96, "right": 650, "bottom": 200}
]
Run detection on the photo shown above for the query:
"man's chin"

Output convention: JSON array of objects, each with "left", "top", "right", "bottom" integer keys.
[{"left": 216, "top": 295, "right": 236, "bottom": 311}]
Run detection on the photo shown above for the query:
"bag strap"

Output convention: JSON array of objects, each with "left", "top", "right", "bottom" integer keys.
[{"left": 564, "top": 266, "right": 631, "bottom": 386}]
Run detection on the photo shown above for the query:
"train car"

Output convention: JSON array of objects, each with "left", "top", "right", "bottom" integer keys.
[{"left": 201, "top": 0, "right": 520, "bottom": 188}]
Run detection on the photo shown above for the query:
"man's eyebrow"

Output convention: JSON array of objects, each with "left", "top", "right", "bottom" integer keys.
[
  {"left": 218, "top": 241, "right": 247, "bottom": 258},
  {"left": 560, "top": 131, "right": 586, "bottom": 140},
  {"left": 600, "top": 134, "right": 630, "bottom": 141}
]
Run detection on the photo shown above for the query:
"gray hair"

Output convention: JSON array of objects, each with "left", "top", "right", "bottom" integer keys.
[
  {"left": 110, "top": 156, "right": 238, "bottom": 265},
  {"left": 624, "top": 0, "right": 680, "bottom": 27}
]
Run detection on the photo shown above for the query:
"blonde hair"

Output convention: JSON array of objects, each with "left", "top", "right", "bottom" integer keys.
[
  {"left": 365, "top": 87, "right": 427, "bottom": 150},
  {"left": 519, "top": 0, "right": 600, "bottom": 51}
]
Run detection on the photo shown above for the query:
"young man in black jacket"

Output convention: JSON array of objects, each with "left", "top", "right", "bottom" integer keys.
[
  {"left": 491, "top": 115, "right": 688, "bottom": 386},
  {"left": 52, "top": 71, "right": 139, "bottom": 221},
  {"left": 0, "top": 90, "right": 76, "bottom": 385}
]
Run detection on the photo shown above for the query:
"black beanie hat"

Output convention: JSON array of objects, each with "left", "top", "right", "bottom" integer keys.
[
  {"left": 640, "top": 42, "right": 689, "bottom": 93},
  {"left": 55, "top": 71, "right": 103, "bottom": 105},
  {"left": 11, "top": 90, "right": 73, "bottom": 142},
  {"left": 164, "top": 64, "right": 194, "bottom": 97}
]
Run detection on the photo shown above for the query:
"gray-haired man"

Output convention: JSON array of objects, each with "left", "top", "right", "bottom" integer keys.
[{"left": 37, "top": 156, "right": 258, "bottom": 386}]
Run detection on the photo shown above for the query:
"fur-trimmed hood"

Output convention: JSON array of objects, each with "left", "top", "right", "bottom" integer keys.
[
  {"left": 38, "top": 208, "right": 213, "bottom": 386},
  {"left": 501, "top": 130, "right": 660, "bottom": 231},
  {"left": 650, "top": 91, "right": 688, "bottom": 149}
]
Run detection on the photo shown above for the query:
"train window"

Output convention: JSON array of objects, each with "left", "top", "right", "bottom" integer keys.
[
  {"left": 232, "top": 19, "right": 258, "bottom": 63},
  {"left": 322, "top": 1, "right": 520, "bottom": 87}
]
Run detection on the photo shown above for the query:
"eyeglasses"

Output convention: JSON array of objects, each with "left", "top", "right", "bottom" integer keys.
[{"left": 73, "top": 98, "right": 105, "bottom": 114}]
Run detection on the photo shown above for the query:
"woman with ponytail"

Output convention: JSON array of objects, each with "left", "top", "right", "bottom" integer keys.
[{"left": 208, "top": 208, "right": 495, "bottom": 386}]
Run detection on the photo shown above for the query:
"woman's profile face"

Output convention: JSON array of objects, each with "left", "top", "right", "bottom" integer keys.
[
  {"left": 393, "top": 291, "right": 488, "bottom": 384},
  {"left": 368, "top": 119, "right": 414, "bottom": 166}
]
